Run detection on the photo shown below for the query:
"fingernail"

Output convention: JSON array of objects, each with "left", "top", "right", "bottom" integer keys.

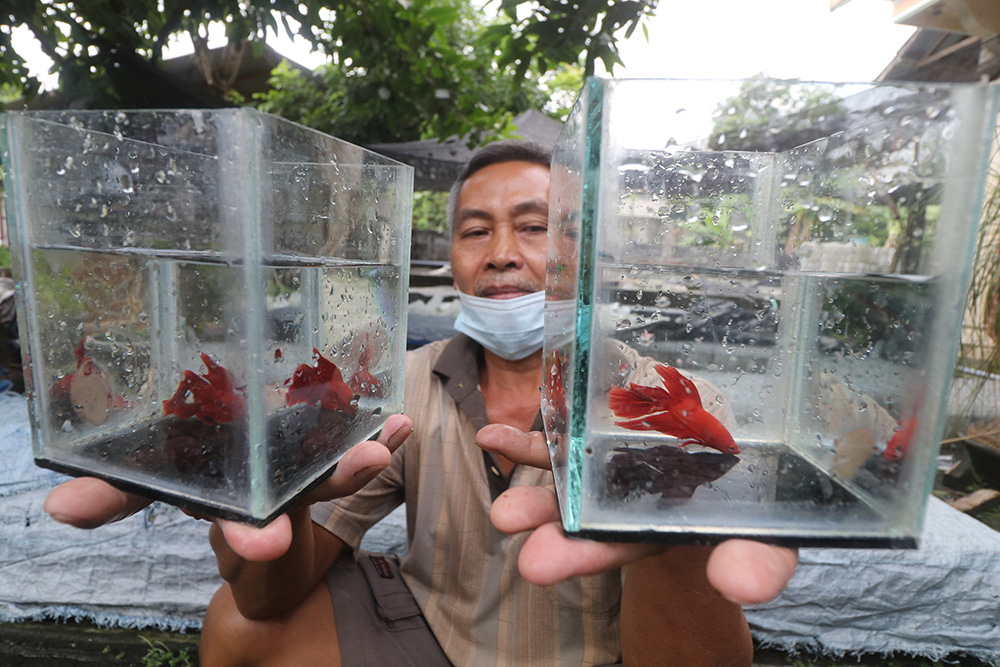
[
  {"left": 386, "top": 424, "right": 412, "bottom": 449},
  {"left": 352, "top": 464, "right": 383, "bottom": 486}
]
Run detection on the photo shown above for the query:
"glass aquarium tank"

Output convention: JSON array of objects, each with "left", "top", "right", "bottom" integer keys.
[
  {"left": 1, "top": 109, "right": 412, "bottom": 525},
  {"left": 544, "top": 77, "right": 999, "bottom": 547}
]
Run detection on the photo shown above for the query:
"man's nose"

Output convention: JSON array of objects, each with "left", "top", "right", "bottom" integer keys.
[{"left": 485, "top": 226, "right": 522, "bottom": 269}]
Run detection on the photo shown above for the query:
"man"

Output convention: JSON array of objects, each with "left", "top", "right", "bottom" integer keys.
[{"left": 45, "top": 140, "right": 797, "bottom": 665}]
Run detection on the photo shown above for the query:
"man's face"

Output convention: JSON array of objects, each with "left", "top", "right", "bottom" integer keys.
[{"left": 450, "top": 160, "right": 550, "bottom": 299}]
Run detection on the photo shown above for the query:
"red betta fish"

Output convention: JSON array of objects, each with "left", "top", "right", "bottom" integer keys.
[
  {"left": 608, "top": 364, "right": 740, "bottom": 455},
  {"left": 347, "top": 341, "right": 382, "bottom": 398},
  {"left": 285, "top": 349, "right": 358, "bottom": 413},
  {"left": 543, "top": 348, "right": 570, "bottom": 428},
  {"left": 163, "top": 353, "right": 245, "bottom": 424},
  {"left": 883, "top": 415, "right": 916, "bottom": 462}
]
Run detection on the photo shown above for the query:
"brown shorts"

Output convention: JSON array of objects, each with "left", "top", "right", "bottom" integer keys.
[{"left": 327, "top": 551, "right": 451, "bottom": 667}]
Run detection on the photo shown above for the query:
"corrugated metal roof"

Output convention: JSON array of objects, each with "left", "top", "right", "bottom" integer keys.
[{"left": 876, "top": 28, "right": 992, "bottom": 82}]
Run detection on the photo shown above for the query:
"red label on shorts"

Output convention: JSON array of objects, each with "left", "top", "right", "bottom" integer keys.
[{"left": 368, "top": 555, "right": 395, "bottom": 579}]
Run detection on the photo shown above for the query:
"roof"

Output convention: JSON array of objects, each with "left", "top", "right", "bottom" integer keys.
[
  {"left": 159, "top": 42, "right": 315, "bottom": 100},
  {"left": 877, "top": 29, "right": 1000, "bottom": 82}
]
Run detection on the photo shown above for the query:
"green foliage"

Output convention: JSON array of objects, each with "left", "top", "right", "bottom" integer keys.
[
  {"left": 30, "top": 250, "right": 88, "bottom": 322},
  {"left": 250, "top": 0, "right": 583, "bottom": 144},
  {"left": 677, "top": 193, "right": 751, "bottom": 249},
  {"left": 538, "top": 62, "right": 586, "bottom": 121},
  {"left": 0, "top": 0, "right": 655, "bottom": 143},
  {"left": 0, "top": 245, "right": 11, "bottom": 268},
  {"left": 138, "top": 636, "right": 194, "bottom": 667},
  {"left": 704, "top": 75, "right": 938, "bottom": 262},
  {"left": 412, "top": 191, "right": 449, "bottom": 233},
  {"left": 708, "top": 75, "right": 844, "bottom": 152},
  {"left": 0, "top": 83, "right": 23, "bottom": 105}
]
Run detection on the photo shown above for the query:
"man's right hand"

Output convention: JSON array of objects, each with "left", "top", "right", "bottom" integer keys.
[
  {"left": 43, "top": 413, "right": 413, "bottom": 563},
  {"left": 215, "top": 413, "right": 412, "bottom": 562},
  {"left": 207, "top": 413, "right": 412, "bottom": 617}
]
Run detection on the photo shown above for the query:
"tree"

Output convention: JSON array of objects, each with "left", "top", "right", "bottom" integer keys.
[
  {"left": 0, "top": 0, "right": 655, "bottom": 142},
  {"left": 250, "top": 0, "right": 551, "bottom": 145},
  {"left": 708, "top": 75, "right": 844, "bottom": 152}
]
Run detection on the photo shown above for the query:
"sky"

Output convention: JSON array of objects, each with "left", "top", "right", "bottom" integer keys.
[
  {"left": 600, "top": 0, "right": 915, "bottom": 82},
  {"left": 12, "top": 0, "right": 916, "bottom": 90}
]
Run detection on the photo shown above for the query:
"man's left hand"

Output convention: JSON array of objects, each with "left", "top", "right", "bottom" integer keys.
[{"left": 476, "top": 424, "right": 798, "bottom": 605}]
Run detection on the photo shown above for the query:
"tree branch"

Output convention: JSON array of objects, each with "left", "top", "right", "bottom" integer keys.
[{"left": 153, "top": 0, "right": 200, "bottom": 63}]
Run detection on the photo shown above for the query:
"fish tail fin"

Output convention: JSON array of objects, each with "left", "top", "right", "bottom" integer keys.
[
  {"left": 609, "top": 383, "right": 672, "bottom": 420},
  {"left": 614, "top": 411, "right": 685, "bottom": 434}
]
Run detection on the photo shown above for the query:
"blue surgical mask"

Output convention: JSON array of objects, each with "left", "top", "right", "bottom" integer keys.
[{"left": 454, "top": 290, "right": 545, "bottom": 360}]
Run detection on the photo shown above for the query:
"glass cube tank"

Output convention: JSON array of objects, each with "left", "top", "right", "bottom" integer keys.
[
  {"left": 544, "top": 78, "right": 999, "bottom": 546},
  {"left": 1, "top": 109, "right": 412, "bottom": 525}
]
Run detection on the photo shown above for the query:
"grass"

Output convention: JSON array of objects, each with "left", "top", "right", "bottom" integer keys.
[
  {"left": 0, "top": 621, "right": 200, "bottom": 666},
  {"left": 139, "top": 636, "right": 195, "bottom": 667}
]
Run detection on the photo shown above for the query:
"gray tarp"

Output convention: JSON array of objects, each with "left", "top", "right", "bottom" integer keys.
[
  {"left": 1, "top": 392, "right": 998, "bottom": 662},
  {"left": 745, "top": 497, "right": 1000, "bottom": 663}
]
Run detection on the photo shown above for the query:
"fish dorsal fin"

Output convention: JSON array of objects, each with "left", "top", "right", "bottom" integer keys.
[{"left": 654, "top": 365, "right": 702, "bottom": 411}]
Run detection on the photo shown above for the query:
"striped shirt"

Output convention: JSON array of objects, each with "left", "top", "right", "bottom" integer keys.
[
  {"left": 312, "top": 335, "right": 623, "bottom": 665},
  {"left": 311, "top": 335, "right": 736, "bottom": 665}
]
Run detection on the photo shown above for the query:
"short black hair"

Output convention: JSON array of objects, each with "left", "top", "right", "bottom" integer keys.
[{"left": 446, "top": 139, "right": 552, "bottom": 234}]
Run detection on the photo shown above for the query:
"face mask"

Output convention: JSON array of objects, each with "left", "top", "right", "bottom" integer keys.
[{"left": 454, "top": 290, "right": 545, "bottom": 360}]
